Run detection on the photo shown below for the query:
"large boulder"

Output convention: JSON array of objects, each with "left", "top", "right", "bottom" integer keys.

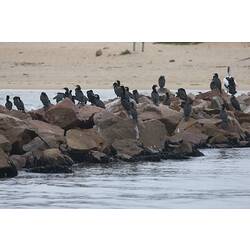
[
  {"left": 139, "top": 119, "right": 167, "bottom": 150},
  {"left": 94, "top": 110, "right": 137, "bottom": 145},
  {"left": 0, "top": 113, "right": 37, "bottom": 154},
  {"left": 112, "top": 138, "right": 144, "bottom": 160},
  {"left": 66, "top": 128, "right": 104, "bottom": 153},
  {"left": 0, "top": 149, "right": 18, "bottom": 178},
  {"left": 137, "top": 104, "right": 181, "bottom": 134},
  {"left": 29, "top": 120, "right": 65, "bottom": 148},
  {"left": 26, "top": 148, "right": 74, "bottom": 173},
  {"left": 0, "top": 134, "right": 12, "bottom": 153},
  {"left": 44, "top": 98, "right": 79, "bottom": 129},
  {"left": 9, "top": 154, "right": 27, "bottom": 170}
]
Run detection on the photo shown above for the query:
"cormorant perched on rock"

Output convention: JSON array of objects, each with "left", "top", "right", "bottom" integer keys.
[
  {"left": 132, "top": 89, "right": 139, "bottom": 104},
  {"left": 86, "top": 90, "right": 96, "bottom": 105},
  {"left": 64, "top": 87, "right": 70, "bottom": 98},
  {"left": 230, "top": 95, "right": 241, "bottom": 111},
  {"left": 210, "top": 73, "right": 222, "bottom": 93},
  {"left": 163, "top": 92, "right": 171, "bottom": 106},
  {"left": 220, "top": 104, "right": 229, "bottom": 129},
  {"left": 13, "top": 96, "right": 25, "bottom": 112},
  {"left": 183, "top": 97, "right": 193, "bottom": 121},
  {"left": 5, "top": 95, "right": 12, "bottom": 111},
  {"left": 151, "top": 85, "right": 160, "bottom": 106},
  {"left": 75, "top": 85, "right": 88, "bottom": 105},
  {"left": 113, "top": 81, "right": 122, "bottom": 97},
  {"left": 94, "top": 94, "right": 105, "bottom": 109},
  {"left": 40, "top": 92, "right": 51, "bottom": 109},
  {"left": 176, "top": 88, "right": 187, "bottom": 101},
  {"left": 53, "top": 92, "right": 65, "bottom": 103},
  {"left": 125, "top": 87, "right": 135, "bottom": 101},
  {"left": 158, "top": 75, "right": 166, "bottom": 89},
  {"left": 120, "top": 86, "right": 138, "bottom": 124},
  {"left": 225, "top": 76, "right": 237, "bottom": 95}
]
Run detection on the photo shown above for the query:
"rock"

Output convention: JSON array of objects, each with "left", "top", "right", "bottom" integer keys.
[
  {"left": 9, "top": 154, "right": 26, "bottom": 170},
  {"left": 94, "top": 111, "right": 137, "bottom": 145},
  {"left": 0, "top": 134, "right": 12, "bottom": 153},
  {"left": 210, "top": 95, "right": 224, "bottom": 109},
  {"left": 87, "top": 150, "right": 111, "bottom": 163},
  {"left": 66, "top": 128, "right": 104, "bottom": 153},
  {"left": 195, "top": 90, "right": 229, "bottom": 102},
  {"left": 138, "top": 104, "right": 181, "bottom": 134},
  {"left": 77, "top": 105, "right": 104, "bottom": 128},
  {"left": 29, "top": 120, "right": 65, "bottom": 148},
  {"left": 0, "top": 149, "right": 18, "bottom": 178},
  {"left": 209, "top": 134, "right": 229, "bottom": 144},
  {"left": 27, "top": 165, "right": 73, "bottom": 174},
  {"left": 29, "top": 107, "right": 48, "bottom": 122},
  {"left": 0, "top": 113, "right": 37, "bottom": 154},
  {"left": 192, "top": 99, "right": 210, "bottom": 113},
  {"left": 22, "top": 137, "right": 48, "bottom": 152},
  {"left": 96, "top": 49, "right": 103, "bottom": 57},
  {"left": 169, "top": 59, "right": 175, "bottom": 62},
  {"left": 25, "top": 148, "right": 74, "bottom": 173},
  {"left": 112, "top": 139, "right": 144, "bottom": 160},
  {"left": 139, "top": 119, "right": 167, "bottom": 150},
  {"left": 45, "top": 98, "right": 79, "bottom": 129}
]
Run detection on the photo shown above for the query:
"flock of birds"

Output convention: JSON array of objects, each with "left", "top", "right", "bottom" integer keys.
[{"left": 3, "top": 66, "right": 242, "bottom": 129}]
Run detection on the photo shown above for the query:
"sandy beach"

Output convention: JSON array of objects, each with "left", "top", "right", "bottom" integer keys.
[{"left": 0, "top": 42, "right": 250, "bottom": 90}]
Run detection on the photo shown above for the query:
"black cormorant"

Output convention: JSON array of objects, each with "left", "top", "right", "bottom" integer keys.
[
  {"left": 13, "top": 96, "right": 25, "bottom": 112},
  {"left": 220, "top": 104, "right": 229, "bottom": 129},
  {"left": 210, "top": 73, "right": 222, "bottom": 93},
  {"left": 75, "top": 85, "right": 88, "bottom": 105},
  {"left": 53, "top": 92, "right": 65, "bottom": 103},
  {"left": 94, "top": 94, "right": 105, "bottom": 109},
  {"left": 132, "top": 89, "right": 139, "bottom": 104},
  {"left": 113, "top": 81, "right": 122, "bottom": 97},
  {"left": 183, "top": 97, "right": 193, "bottom": 121},
  {"left": 86, "top": 90, "right": 96, "bottom": 105},
  {"left": 151, "top": 85, "right": 160, "bottom": 106},
  {"left": 163, "top": 92, "right": 171, "bottom": 106},
  {"left": 176, "top": 88, "right": 187, "bottom": 101},
  {"left": 5, "top": 95, "right": 12, "bottom": 111},
  {"left": 230, "top": 95, "right": 241, "bottom": 111},
  {"left": 40, "top": 92, "right": 51, "bottom": 109},
  {"left": 158, "top": 75, "right": 166, "bottom": 88}
]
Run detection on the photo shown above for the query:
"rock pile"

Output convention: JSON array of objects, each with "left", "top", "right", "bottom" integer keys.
[{"left": 1, "top": 90, "right": 250, "bottom": 178}]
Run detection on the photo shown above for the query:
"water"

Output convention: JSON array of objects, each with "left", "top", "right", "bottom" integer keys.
[{"left": 0, "top": 89, "right": 250, "bottom": 208}]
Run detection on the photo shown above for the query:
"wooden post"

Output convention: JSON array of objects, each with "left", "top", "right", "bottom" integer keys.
[
  {"left": 142, "top": 42, "right": 144, "bottom": 52},
  {"left": 133, "top": 42, "right": 136, "bottom": 52}
]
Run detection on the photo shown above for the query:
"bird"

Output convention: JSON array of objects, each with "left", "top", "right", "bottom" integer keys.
[
  {"left": 75, "top": 85, "right": 88, "bottom": 105},
  {"left": 120, "top": 86, "right": 138, "bottom": 123},
  {"left": 94, "top": 94, "right": 105, "bottom": 109},
  {"left": 183, "top": 97, "right": 193, "bottom": 121},
  {"left": 132, "top": 89, "right": 140, "bottom": 104},
  {"left": 158, "top": 75, "right": 166, "bottom": 89},
  {"left": 63, "top": 87, "right": 70, "bottom": 98},
  {"left": 220, "top": 104, "right": 229, "bottom": 129},
  {"left": 113, "top": 81, "right": 122, "bottom": 97},
  {"left": 151, "top": 84, "right": 160, "bottom": 106},
  {"left": 120, "top": 86, "right": 131, "bottom": 112},
  {"left": 13, "top": 96, "right": 25, "bottom": 112},
  {"left": 227, "top": 77, "right": 237, "bottom": 95},
  {"left": 5, "top": 95, "right": 12, "bottom": 111},
  {"left": 86, "top": 90, "right": 96, "bottom": 105},
  {"left": 176, "top": 88, "right": 187, "bottom": 101},
  {"left": 53, "top": 92, "right": 65, "bottom": 103},
  {"left": 125, "top": 87, "right": 135, "bottom": 100},
  {"left": 210, "top": 73, "right": 222, "bottom": 93},
  {"left": 40, "top": 92, "right": 51, "bottom": 109},
  {"left": 162, "top": 92, "right": 171, "bottom": 106},
  {"left": 230, "top": 95, "right": 241, "bottom": 111}
]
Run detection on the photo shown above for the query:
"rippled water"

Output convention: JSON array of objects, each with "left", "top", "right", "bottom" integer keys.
[{"left": 0, "top": 89, "right": 250, "bottom": 208}]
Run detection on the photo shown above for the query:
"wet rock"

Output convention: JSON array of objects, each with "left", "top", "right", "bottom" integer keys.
[
  {"left": 9, "top": 154, "right": 26, "bottom": 170},
  {"left": 27, "top": 165, "right": 73, "bottom": 174},
  {"left": 112, "top": 139, "right": 144, "bottom": 160},
  {"left": 0, "top": 113, "right": 37, "bottom": 154},
  {"left": 86, "top": 150, "right": 111, "bottom": 163},
  {"left": 0, "top": 149, "right": 18, "bottom": 178}
]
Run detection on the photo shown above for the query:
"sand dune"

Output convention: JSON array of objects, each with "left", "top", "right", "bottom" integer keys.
[{"left": 0, "top": 42, "right": 250, "bottom": 90}]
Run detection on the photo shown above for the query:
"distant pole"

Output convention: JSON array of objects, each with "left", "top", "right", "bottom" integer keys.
[
  {"left": 133, "top": 42, "right": 136, "bottom": 52},
  {"left": 142, "top": 42, "right": 144, "bottom": 52}
]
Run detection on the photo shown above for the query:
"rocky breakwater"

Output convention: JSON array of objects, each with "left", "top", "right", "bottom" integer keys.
[{"left": 1, "top": 90, "right": 250, "bottom": 179}]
